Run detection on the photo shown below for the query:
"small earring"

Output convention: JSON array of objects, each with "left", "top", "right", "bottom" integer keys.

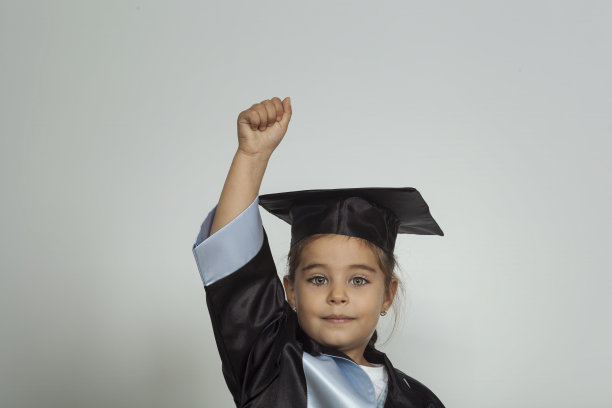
[
  {"left": 292, "top": 306, "right": 297, "bottom": 312},
  {"left": 380, "top": 311, "right": 387, "bottom": 316}
]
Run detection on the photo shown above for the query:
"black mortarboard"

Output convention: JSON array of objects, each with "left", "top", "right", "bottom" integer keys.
[{"left": 258, "top": 187, "right": 443, "bottom": 253}]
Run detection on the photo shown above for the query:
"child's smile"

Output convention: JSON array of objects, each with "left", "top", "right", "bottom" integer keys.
[
  {"left": 322, "top": 314, "right": 355, "bottom": 324},
  {"left": 283, "top": 234, "right": 397, "bottom": 366}
]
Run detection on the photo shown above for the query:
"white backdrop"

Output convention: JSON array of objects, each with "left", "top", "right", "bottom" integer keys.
[{"left": 1, "top": 1, "right": 611, "bottom": 407}]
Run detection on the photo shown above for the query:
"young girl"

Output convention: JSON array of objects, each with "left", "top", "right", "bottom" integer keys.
[{"left": 192, "top": 97, "right": 446, "bottom": 407}]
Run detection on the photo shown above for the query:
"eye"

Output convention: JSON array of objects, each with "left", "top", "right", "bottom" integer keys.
[
  {"left": 308, "top": 276, "right": 328, "bottom": 286},
  {"left": 350, "top": 276, "right": 369, "bottom": 286}
]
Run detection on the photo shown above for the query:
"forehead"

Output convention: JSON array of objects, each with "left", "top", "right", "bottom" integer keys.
[{"left": 299, "top": 234, "right": 378, "bottom": 266}]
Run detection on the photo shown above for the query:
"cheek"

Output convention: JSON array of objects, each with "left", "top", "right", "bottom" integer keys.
[
  {"left": 295, "top": 285, "right": 320, "bottom": 308},
  {"left": 358, "top": 287, "right": 386, "bottom": 311}
]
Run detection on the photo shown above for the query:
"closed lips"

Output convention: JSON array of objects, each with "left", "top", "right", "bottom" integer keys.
[{"left": 323, "top": 315, "right": 355, "bottom": 322}]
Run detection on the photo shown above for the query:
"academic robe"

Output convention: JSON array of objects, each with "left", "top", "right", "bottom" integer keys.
[{"left": 193, "top": 197, "right": 446, "bottom": 408}]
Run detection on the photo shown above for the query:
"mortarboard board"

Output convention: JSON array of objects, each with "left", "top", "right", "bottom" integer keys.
[{"left": 258, "top": 187, "right": 443, "bottom": 253}]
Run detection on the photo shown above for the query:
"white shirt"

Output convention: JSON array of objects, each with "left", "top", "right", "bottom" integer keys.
[{"left": 359, "top": 363, "right": 388, "bottom": 402}]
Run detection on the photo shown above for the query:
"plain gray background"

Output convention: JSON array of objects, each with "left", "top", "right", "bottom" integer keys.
[{"left": 1, "top": 1, "right": 611, "bottom": 407}]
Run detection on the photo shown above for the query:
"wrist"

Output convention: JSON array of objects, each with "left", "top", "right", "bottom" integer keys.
[
  {"left": 235, "top": 149, "right": 272, "bottom": 165},
  {"left": 231, "top": 150, "right": 269, "bottom": 188}
]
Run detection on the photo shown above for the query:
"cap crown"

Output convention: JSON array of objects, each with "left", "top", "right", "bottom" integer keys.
[{"left": 259, "top": 187, "right": 443, "bottom": 253}]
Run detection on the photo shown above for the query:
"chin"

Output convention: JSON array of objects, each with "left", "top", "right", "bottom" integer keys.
[{"left": 316, "top": 334, "right": 360, "bottom": 350}]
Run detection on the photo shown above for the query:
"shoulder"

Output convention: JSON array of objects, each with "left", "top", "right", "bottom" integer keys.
[{"left": 390, "top": 367, "right": 446, "bottom": 408}]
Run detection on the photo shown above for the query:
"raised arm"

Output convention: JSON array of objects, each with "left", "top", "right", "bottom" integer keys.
[
  {"left": 193, "top": 97, "right": 293, "bottom": 404},
  {"left": 210, "top": 96, "right": 292, "bottom": 235}
]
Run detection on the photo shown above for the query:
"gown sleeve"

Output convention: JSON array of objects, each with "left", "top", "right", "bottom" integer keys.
[{"left": 192, "top": 197, "right": 288, "bottom": 405}]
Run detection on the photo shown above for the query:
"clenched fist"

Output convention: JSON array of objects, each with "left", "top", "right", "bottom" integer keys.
[{"left": 237, "top": 97, "right": 292, "bottom": 159}]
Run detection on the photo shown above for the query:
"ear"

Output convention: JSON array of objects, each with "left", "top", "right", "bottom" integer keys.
[
  {"left": 283, "top": 275, "right": 296, "bottom": 309},
  {"left": 382, "top": 278, "right": 399, "bottom": 312}
]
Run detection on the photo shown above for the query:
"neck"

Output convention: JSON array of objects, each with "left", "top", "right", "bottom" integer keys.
[{"left": 338, "top": 344, "right": 371, "bottom": 366}]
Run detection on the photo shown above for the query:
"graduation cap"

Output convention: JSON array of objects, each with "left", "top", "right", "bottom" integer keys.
[{"left": 258, "top": 187, "right": 443, "bottom": 253}]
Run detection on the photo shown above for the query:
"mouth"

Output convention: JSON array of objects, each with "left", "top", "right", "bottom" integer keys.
[{"left": 322, "top": 315, "right": 355, "bottom": 324}]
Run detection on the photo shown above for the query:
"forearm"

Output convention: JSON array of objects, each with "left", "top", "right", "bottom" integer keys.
[
  {"left": 209, "top": 96, "right": 291, "bottom": 235},
  {"left": 210, "top": 150, "right": 270, "bottom": 236}
]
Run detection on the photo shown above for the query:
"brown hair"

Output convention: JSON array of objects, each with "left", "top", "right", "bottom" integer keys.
[{"left": 285, "top": 234, "right": 404, "bottom": 348}]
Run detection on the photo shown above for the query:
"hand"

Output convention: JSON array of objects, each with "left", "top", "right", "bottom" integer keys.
[{"left": 236, "top": 97, "right": 292, "bottom": 159}]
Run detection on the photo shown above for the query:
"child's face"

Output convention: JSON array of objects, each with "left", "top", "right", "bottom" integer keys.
[{"left": 283, "top": 234, "right": 398, "bottom": 364}]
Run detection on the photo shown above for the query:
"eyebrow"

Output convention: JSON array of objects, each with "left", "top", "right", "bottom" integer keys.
[{"left": 300, "top": 263, "right": 377, "bottom": 274}]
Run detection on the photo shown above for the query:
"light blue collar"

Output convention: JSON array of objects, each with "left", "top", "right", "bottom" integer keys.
[{"left": 303, "top": 352, "right": 384, "bottom": 408}]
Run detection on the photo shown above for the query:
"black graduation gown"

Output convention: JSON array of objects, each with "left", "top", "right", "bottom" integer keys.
[{"left": 204, "top": 228, "right": 446, "bottom": 407}]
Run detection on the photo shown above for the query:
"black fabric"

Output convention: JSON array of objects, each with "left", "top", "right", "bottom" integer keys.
[
  {"left": 258, "top": 187, "right": 444, "bottom": 253},
  {"left": 204, "top": 229, "right": 445, "bottom": 407}
]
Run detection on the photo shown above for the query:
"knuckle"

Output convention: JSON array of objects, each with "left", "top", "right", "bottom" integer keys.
[
  {"left": 254, "top": 106, "right": 266, "bottom": 118},
  {"left": 263, "top": 100, "right": 274, "bottom": 111},
  {"left": 248, "top": 111, "right": 259, "bottom": 123},
  {"left": 272, "top": 98, "right": 283, "bottom": 111}
]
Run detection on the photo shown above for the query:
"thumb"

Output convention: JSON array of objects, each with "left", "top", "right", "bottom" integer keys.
[{"left": 279, "top": 97, "right": 292, "bottom": 128}]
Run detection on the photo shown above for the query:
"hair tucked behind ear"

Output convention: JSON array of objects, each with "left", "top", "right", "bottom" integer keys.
[{"left": 285, "top": 234, "right": 405, "bottom": 348}]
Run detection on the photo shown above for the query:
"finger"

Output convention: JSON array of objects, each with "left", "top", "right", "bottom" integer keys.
[
  {"left": 279, "top": 97, "right": 292, "bottom": 128},
  {"left": 250, "top": 110, "right": 262, "bottom": 131},
  {"left": 239, "top": 108, "right": 260, "bottom": 131},
  {"left": 253, "top": 103, "right": 268, "bottom": 131},
  {"left": 270, "top": 97, "right": 283, "bottom": 122},
  {"left": 261, "top": 99, "right": 277, "bottom": 128}
]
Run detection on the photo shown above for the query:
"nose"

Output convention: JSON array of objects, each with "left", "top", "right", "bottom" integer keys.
[{"left": 327, "top": 283, "right": 348, "bottom": 305}]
